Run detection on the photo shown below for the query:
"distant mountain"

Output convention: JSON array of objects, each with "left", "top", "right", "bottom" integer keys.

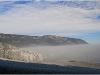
[
  {"left": 0, "top": 42, "right": 43, "bottom": 62},
  {"left": 0, "top": 33, "right": 88, "bottom": 47}
]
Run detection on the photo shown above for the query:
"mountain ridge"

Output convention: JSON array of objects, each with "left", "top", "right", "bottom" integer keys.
[{"left": 0, "top": 33, "right": 88, "bottom": 47}]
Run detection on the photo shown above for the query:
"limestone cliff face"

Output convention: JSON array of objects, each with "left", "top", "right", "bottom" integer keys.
[{"left": 0, "top": 42, "right": 43, "bottom": 62}]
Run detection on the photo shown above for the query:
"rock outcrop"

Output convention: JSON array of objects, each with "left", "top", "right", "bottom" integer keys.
[{"left": 0, "top": 42, "right": 43, "bottom": 62}]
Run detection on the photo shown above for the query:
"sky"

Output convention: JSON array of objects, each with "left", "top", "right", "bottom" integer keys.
[{"left": 0, "top": 0, "right": 100, "bottom": 44}]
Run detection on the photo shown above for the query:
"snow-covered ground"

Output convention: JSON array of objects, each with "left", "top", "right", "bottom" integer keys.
[{"left": 0, "top": 58, "right": 100, "bottom": 74}]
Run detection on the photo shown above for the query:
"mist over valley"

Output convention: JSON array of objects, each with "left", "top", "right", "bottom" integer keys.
[
  {"left": 0, "top": 1, "right": 100, "bottom": 74},
  {"left": 0, "top": 33, "right": 100, "bottom": 63},
  {"left": 22, "top": 44, "right": 100, "bottom": 62},
  {"left": 0, "top": 34, "right": 100, "bottom": 74}
]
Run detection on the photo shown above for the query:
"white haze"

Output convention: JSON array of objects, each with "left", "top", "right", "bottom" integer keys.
[{"left": 22, "top": 44, "right": 100, "bottom": 62}]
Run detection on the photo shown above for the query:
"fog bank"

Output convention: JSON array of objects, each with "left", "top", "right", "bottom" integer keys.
[{"left": 22, "top": 44, "right": 100, "bottom": 62}]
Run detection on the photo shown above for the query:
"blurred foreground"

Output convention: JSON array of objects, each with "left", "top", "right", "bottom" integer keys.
[{"left": 0, "top": 58, "right": 100, "bottom": 74}]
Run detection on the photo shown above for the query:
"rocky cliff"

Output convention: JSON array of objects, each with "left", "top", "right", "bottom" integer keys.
[
  {"left": 0, "top": 33, "right": 88, "bottom": 47},
  {"left": 0, "top": 42, "right": 43, "bottom": 62}
]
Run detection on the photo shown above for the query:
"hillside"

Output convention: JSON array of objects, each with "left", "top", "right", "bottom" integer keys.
[
  {"left": 0, "top": 42, "right": 43, "bottom": 62},
  {"left": 0, "top": 33, "right": 88, "bottom": 47}
]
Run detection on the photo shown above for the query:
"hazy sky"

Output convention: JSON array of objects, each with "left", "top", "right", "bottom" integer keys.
[{"left": 0, "top": 0, "right": 100, "bottom": 44}]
